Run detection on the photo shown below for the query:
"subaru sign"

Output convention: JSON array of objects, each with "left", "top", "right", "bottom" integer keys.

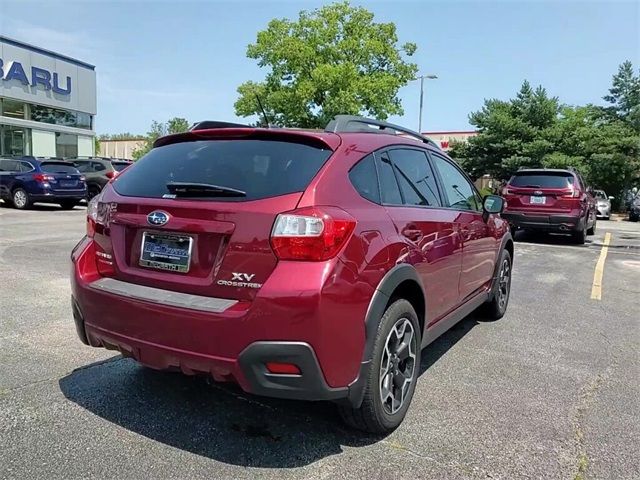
[
  {"left": 0, "top": 59, "right": 71, "bottom": 95},
  {"left": 0, "top": 36, "right": 96, "bottom": 116}
]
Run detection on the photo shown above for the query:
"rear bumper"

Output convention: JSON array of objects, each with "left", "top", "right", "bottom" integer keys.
[
  {"left": 502, "top": 211, "right": 584, "bottom": 232},
  {"left": 70, "top": 237, "right": 370, "bottom": 403},
  {"left": 31, "top": 190, "right": 86, "bottom": 202}
]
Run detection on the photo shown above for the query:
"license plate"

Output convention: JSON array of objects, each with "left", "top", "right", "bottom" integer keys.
[
  {"left": 60, "top": 181, "right": 76, "bottom": 187},
  {"left": 139, "top": 232, "right": 193, "bottom": 273},
  {"left": 530, "top": 196, "right": 546, "bottom": 204}
]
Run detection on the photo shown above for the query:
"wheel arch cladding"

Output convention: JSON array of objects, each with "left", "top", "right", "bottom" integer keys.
[
  {"left": 363, "top": 264, "right": 426, "bottom": 362},
  {"left": 347, "top": 264, "right": 426, "bottom": 408}
]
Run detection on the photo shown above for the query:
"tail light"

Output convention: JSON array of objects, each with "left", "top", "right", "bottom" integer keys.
[
  {"left": 86, "top": 195, "right": 115, "bottom": 276},
  {"left": 33, "top": 173, "right": 55, "bottom": 183},
  {"left": 561, "top": 187, "right": 580, "bottom": 198},
  {"left": 105, "top": 171, "right": 117, "bottom": 180},
  {"left": 270, "top": 207, "right": 356, "bottom": 261},
  {"left": 502, "top": 187, "right": 513, "bottom": 196}
]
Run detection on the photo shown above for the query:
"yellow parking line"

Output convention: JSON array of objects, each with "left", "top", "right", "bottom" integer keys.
[{"left": 591, "top": 233, "right": 612, "bottom": 300}]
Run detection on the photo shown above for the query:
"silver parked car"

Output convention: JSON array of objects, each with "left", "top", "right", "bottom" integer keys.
[{"left": 594, "top": 190, "right": 613, "bottom": 219}]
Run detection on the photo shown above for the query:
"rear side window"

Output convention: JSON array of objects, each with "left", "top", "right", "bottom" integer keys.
[
  {"left": 113, "top": 139, "right": 332, "bottom": 201},
  {"left": 510, "top": 173, "right": 574, "bottom": 189},
  {"left": 92, "top": 162, "right": 106, "bottom": 172},
  {"left": 388, "top": 149, "right": 441, "bottom": 207},
  {"left": 111, "top": 162, "right": 130, "bottom": 172},
  {"left": 349, "top": 154, "right": 380, "bottom": 204},
  {"left": 73, "top": 161, "right": 91, "bottom": 173},
  {"left": 40, "top": 162, "right": 79, "bottom": 174},
  {"left": 0, "top": 160, "right": 19, "bottom": 172},
  {"left": 376, "top": 152, "right": 403, "bottom": 205}
]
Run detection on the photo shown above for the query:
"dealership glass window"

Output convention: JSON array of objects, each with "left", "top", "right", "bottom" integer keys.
[
  {"left": 0, "top": 125, "right": 31, "bottom": 156},
  {"left": 55, "top": 132, "right": 78, "bottom": 157},
  {"left": 0, "top": 99, "right": 26, "bottom": 119}
]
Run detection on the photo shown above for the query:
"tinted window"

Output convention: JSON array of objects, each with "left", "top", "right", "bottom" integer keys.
[
  {"left": 431, "top": 154, "right": 480, "bottom": 211},
  {"left": 113, "top": 139, "right": 332, "bottom": 201},
  {"left": 510, "top": 173, "right": 574, "bottom": 188},
  {"left": 0, "top": 159, "right": 19, "bottom": 172},
  {"left": 376, "top": 152, "right": 402, "bottom": 205},
  {"left": 19, "top": 161, "right": 33, "bottom": 172},
  {"left": 349, "top": 154, "right": 380, "bottom": 204},
  {"left": 111, "top": 162, "right": 131, "bottom": 172},
  {"left": 40, "top": 162, "right": 79, "bottom": 174},
  {"left": 73, "top": 161, "right": 91, "bottom": 172},
  {"left": 389, "top": 149, "right": 441, "bottom": 207},
  {"left": 92, "top": 162, "right": 106, "bottom": 172}
]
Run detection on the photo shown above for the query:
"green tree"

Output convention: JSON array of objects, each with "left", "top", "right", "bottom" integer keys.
[
  {"left": 234, "top": 1, "right": 418, "bottom": 128},
  {"left": 450, "top": 81, "right": 560, "bottom": 179},
  {"left": 132, "top": 117, "right": 190, "bottom": 160},
  {"left": 603, "top": 60, "right": 640, "bottom": 130}
]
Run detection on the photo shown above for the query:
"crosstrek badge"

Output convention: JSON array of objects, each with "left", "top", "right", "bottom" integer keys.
[{"left": 217, "top": 272, "right": 262, "bottom": 289}]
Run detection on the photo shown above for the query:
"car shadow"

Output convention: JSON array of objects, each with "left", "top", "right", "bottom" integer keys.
[
  {"left": 59, "top": 315, "right": 479, "bottom": 468},
  {"left": 514, "top": 229, "right": 593, "bottom": 247}
]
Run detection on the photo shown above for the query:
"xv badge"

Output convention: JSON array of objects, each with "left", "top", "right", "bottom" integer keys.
[{"left": 232, "top": 272, "right": 256, "bottom": 282}]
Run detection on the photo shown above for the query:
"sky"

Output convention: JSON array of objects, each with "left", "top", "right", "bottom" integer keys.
[{"left": 1, "top": 0, "right": 638, "bottom": 135}]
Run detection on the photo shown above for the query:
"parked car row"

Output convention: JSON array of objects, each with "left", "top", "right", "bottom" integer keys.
[{"left": 0, "top": 156, "right": 132, "bottom": 210}]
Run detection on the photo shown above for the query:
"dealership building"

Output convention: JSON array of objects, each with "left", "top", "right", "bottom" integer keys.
[{"left": 0, "top": 36, "right": 96, "bottom": 158}]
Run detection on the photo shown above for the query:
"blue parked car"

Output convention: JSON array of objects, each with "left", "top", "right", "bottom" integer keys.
[{"left": 0, "top": 156, "right": 87, "bottom": 210}]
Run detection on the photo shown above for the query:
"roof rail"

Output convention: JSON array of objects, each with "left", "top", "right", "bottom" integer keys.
[
  {"left": 324, "top": 115, "right": 439, "bottom": 148},
  {"left": 190, "top": 120, "right": 251, "bottom": 131}
]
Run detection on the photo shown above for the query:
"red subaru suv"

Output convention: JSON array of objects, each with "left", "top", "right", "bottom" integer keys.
[
  {"left": 70, "top": 116, "right": 513, "bottom": 432},
  {"left": 501, "top": 168, "right": 597, "bottom": 244}
]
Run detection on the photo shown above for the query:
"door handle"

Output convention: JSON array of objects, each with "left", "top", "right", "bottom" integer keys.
[{"left": 402, "top": 228, "right": 423, "bottom": 242}]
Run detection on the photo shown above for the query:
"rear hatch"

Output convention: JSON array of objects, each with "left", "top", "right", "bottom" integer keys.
[
  {"left": 40, "top": 161, "right": 85, "bottom": 192},
  {"left": 95, "top": 134, "right": 334, "bottom": 302},
  {"left": 504, "top": 171, "right": 579, "bottom": 212}
]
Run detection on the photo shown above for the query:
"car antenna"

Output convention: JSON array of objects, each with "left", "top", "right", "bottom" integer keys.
[{"left": 255, "top": 94, "right": 271, "bottom": 128}]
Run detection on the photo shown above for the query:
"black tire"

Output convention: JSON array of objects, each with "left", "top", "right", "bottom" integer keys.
[
  {"left": 630, "top": 212, "right": 639, "bottom": 222},
  {"left": 87, "top": 184, "right": 102, "bottom": 201},
  {"left": 59, "top": 200, "right": 78, "bottom": 210},
  {"left": 12, "top": 188, "right": 31, "bottom": 210},
  {"left": 587, "top": 218, "right": 596, "bottom": 235},
  {"left": 510, "top": 225, "right": 518, "bottom": 239},
  {"left": 572, "top": 227, "right": 586, "bottom": 244},
  {"left": 482, "top": 249, "right": 512, "bottom": 320},
  {"left": 338, "top": 299, "right": 421, "bottom": 433}
]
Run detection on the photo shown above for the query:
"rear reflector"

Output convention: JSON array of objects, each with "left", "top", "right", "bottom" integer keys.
[
  {"left": 265, "top": 362, "right": 301, "bottom": 375},
  {"left": 270, "top": 206, "right": 356, "bottom": 261}
]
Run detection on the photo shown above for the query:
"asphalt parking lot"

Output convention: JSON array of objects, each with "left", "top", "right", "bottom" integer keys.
[{"left": 0, "top": 205, "right": 638, "bottom": 480}]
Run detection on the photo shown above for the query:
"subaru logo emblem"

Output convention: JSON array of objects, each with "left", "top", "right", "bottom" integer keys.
[{"left": 147, "top": 210, "right": 170, "bottom": 226}]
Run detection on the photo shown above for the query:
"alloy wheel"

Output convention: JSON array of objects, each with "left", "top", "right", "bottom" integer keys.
[
  {"left": 13, "top": 190, "right": 27, "bottom": 208},
  {"left": 497, "top": 258, "right": 511, "bottom": 311},
  {"left": 379, "top": 318, "right": 417, "bottom": 415}
]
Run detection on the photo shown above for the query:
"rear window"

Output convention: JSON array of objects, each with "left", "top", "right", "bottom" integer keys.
[
  {"left": 111, "top": 162, "right": 131, "bottom": 172},
  {"left": 113, "top": 139, "right": 332, "bottom": 201},
  {"left": 40, "top": 162, "right": 79, "bottom": 174},
  {"left": 509, "top": 173, "right": 574, "bottom": 189}
]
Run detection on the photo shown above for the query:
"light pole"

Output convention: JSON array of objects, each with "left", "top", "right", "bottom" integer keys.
[{"left": 416, "top": 74, "right": 438, "bottom": 133}]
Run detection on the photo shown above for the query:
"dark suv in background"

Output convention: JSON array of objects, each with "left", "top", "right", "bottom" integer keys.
[
  {"left": 502, "top": 168, "right": 597, "bottom": 243},
  {"left": 69, "top": 157, "right": 133, "bottom": 199},
  {"left": 0, "top": 156, "right": 86, "bottom": 209},
  {"left": 70, "top": 116, "right": 513, "bottom": 433}
]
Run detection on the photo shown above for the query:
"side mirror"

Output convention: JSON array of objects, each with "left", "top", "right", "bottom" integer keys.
[
  {"left": 483, "top": 194, "right": 505, "bottom": 214},
  {"left": 482, "top": 195, "right": 505, "bottom": 222}
]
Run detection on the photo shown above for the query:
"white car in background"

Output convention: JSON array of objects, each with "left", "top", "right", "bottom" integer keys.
[{"left": 594, "top": 190, "right": 613, "bottom": 219}]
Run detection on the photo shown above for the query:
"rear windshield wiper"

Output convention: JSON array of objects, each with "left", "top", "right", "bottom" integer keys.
[{"left": 166, "top": 182, "right": 246, "bottom": 198}]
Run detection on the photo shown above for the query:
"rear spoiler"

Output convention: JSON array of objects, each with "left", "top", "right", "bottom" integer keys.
[{"left": 153, "top": 128, "right": 341, "bottom": 151}]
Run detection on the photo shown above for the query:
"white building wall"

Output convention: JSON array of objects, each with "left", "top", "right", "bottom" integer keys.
[
  {"left": 31, "top": 129, "right": 55, "bottom": 156},
  {"left": 77, "top": 135, "right": 94, "bottom": 156}
]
